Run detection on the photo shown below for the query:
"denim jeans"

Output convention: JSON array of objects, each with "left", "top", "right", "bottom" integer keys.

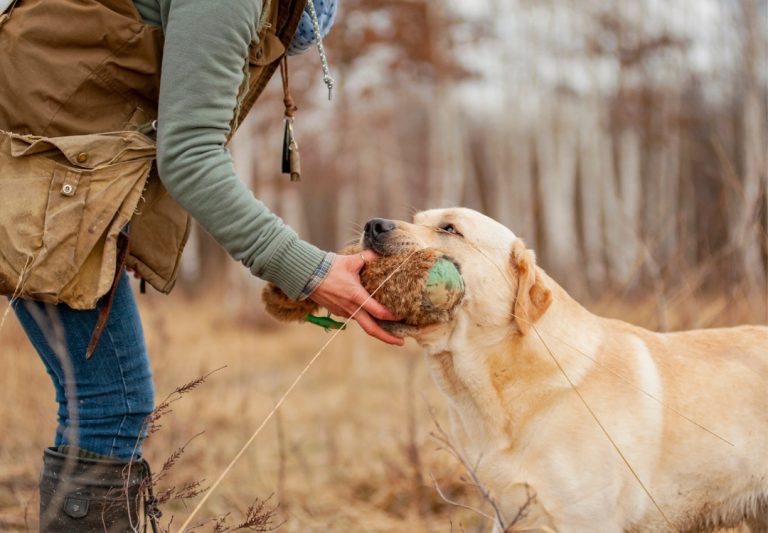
[{"left": 12, "top": 271, "right": 155, "bottom": 460}]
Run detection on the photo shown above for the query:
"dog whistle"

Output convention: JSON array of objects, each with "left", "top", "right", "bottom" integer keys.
[
  {"left": 289, "top": 142, "right": 301, "bottom": 181},
  {"left": 281, "top": 119, "right": 292, "bottom": 174}
]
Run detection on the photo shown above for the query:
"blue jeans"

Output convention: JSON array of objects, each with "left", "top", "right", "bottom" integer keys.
[{"left": 12, "top": 272, "right": 155, "bottom": 459}]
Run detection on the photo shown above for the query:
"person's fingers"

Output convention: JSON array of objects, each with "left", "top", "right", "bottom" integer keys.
[
  {"left": 354, "top": 310, "right": 405, "bottom": 346},
  {"left": 315, "top": 292, "right": 403, "bottom": 345},
  {"left": 310, "top": 251, "right": 403, "bottom": 345},
  {"left": 361, "top": 295, "right": 399, "bottom": 321},
  {"left": 338, "top": 250, "right": 375, "bottom": 274},
  {"left": 347, "top": 285, "right": 399, "bottom": 321},
  {"left": 324, "top": 304, "right": 349, "bottom": 318}
]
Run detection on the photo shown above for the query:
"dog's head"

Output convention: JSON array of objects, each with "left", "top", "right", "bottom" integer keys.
[{"left": 362, "top": 208, "right": 552, "bottom": 344}]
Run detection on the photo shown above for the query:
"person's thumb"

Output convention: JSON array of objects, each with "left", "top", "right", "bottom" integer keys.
[{"left": 359, "top": 249, "right": 380, "bottom": 266}]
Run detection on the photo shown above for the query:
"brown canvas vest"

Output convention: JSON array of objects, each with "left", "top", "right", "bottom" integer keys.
[{"left": 0, "top": 0, "right": 306, "bottom": 309}]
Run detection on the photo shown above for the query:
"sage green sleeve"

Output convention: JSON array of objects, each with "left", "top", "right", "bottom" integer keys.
[{"left": 153, "top": 0, "right": 327, "bottom": 299}]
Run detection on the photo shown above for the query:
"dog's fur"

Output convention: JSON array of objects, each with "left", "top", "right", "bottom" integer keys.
[{"left": 364, "top": 207, "right": 768, "bottom": 532}]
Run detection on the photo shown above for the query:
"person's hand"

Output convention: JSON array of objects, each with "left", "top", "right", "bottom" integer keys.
[{"left": 309, "top": 250, "right": 404, "bottom": 346}]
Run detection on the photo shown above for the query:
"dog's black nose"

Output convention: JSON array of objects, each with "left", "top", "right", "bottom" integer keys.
[{"left": 364, "top": 218, "right": 396, "bottom": 239}]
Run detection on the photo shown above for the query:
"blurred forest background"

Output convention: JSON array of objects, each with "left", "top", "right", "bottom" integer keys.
[
  {"left": 185, "top": 0, "right": 768, "bottom": 327},
  {"left": 2, "top": 0, "right": 767, "bottom": 531}
]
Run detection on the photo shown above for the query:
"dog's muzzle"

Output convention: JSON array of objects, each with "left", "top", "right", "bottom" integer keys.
[{"left": 363, "top": 218, "right": 397, "bottom": 255}]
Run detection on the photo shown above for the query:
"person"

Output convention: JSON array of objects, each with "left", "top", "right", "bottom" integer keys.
[{"left": 0, "top": 0, "right": 401, "bottom": 530}]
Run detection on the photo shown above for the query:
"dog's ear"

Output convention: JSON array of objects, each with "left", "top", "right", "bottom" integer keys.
[{"left": 510, "top": 240, "right": 552, "bottom": 334}]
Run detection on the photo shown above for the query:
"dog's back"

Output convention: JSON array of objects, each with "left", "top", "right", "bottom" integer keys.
[{"left": 607, "top": 323, "right": 768, "bottom": 531}]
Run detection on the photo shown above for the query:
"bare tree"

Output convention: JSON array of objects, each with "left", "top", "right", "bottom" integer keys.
[{"left": 729, "top": 0, "right": 767, "bottom": 290}]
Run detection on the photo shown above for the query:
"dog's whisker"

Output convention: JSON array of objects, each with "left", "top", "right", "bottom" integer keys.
[{"left": 341, "top": 237, "right": 361, "bottom": 249}]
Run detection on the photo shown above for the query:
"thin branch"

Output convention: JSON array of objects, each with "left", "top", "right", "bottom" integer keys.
[
  {"left": 426, "top": 404, "right": 510, "bottom": 530},
  {"left": 430, "top": 473, "right": 493, "bottom": 521}
]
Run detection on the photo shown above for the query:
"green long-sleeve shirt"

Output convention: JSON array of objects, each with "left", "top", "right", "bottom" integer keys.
[{"left": 132, "top": 0, "right": 327, "bottom": 299}]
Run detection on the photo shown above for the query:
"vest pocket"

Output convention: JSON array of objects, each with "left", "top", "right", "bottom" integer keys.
[
  {"left": 0, "top": 130, "right": 155, "bottom": 308},
  {"left": 23, "top": 164, "right": 92, "bottom": 302}
]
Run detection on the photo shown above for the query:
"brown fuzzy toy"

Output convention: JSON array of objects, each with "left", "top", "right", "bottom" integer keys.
[{"left": 262, "top": 247, "right": 464, "bottom": 327}]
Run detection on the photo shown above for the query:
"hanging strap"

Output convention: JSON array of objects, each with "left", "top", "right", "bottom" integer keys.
[
  {"left": 85, "top": 231, "right": 130, "bottom": 360},
  {"left": 280, "top": 56, "right": 297, "bottom": 119}
]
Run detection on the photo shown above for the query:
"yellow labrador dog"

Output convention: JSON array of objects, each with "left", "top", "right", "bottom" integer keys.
[{"left": 362, "top": 208, "right": 768, "bottom": 532}]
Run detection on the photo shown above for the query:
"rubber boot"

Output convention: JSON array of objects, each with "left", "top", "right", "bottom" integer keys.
[{"left": 39, "top": 447, "right": 160, "bottom": 533}]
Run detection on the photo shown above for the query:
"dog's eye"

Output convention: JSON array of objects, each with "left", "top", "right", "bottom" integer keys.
[{"left": 439, "top": 223, "right": 462, "bottom": 237}]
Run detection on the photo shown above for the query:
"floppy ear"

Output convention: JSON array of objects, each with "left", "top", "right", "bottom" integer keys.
[{"left": 510, "top": 240, "right": 552, "bottom": 335}]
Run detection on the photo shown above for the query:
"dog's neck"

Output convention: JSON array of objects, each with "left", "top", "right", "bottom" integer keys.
[{"left": 421, "top": 270, "right": 604, "bottom": 455}]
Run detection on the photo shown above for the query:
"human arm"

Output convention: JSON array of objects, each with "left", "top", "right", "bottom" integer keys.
[{"left": 153, "top": 0, "right": 401, "bottom": 343}]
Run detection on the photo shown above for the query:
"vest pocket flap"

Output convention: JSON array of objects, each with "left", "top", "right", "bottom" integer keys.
[{"left": 8, "top": 130, "right": 155, "bottom": 169}]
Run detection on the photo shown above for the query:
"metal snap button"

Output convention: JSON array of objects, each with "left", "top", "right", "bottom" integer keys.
[
  {"left": 61, "top": 184, "right": 75, "bottom": 196},
  {"left": 77, "top": 152, "right": 88, "bottom": 163}
]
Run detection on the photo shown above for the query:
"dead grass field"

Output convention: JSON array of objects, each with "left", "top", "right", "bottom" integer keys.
[{"left": 0, "top": 283, "right": 763, "bottom": 532}]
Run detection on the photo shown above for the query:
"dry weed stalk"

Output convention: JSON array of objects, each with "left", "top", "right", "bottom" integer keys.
[
  {"left": 427, "top": 405, "right": 535, "bottom": 532},
  {"left": 137, "top": 368, "right": 284, "bottom": 532},
  {"left": 146, "top": 367, "right": 226, "bottom": 436},
  {"left": 154, "top": 479, "right": 206, "bottom": 507},
  {"left": 183, "top": 495, "right": 281, "bottom": 533},
  {"left": 152, "top": 431, "right": 205, "bottom": 487}
]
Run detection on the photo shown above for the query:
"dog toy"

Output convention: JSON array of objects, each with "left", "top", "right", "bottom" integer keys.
[{"left": 262, "top": 248, "right": 464, "bottom": 328}]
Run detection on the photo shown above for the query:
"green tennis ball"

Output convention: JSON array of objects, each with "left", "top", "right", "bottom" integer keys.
[{"left": 424, "top": 258, "right": 465, "bottom": 311}]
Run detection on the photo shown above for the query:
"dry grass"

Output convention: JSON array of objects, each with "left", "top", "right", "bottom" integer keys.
[
  {"left": 0, "top": 286, "right": 479, "bottom": 532},
  {"left": 0, "top": 282, "right": 763, "bottom": 532}
]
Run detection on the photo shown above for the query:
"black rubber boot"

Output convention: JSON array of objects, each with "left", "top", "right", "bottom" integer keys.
[{"left": 39, "top": 447, "right": 160, "bottom": 533}]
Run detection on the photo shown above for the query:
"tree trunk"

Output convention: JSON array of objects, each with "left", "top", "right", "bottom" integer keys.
[
  {"left": 578, "top": 100, "right": 607, "bottom": 292},
  {"left": 730, "top": 0, "right": 767, "bottom": 289},
  {"left": 535, "top": 102, "right": 581, "bottom": 288},
  {"left": 609, "top": 128, "right": 643, "bottom": 287}
]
